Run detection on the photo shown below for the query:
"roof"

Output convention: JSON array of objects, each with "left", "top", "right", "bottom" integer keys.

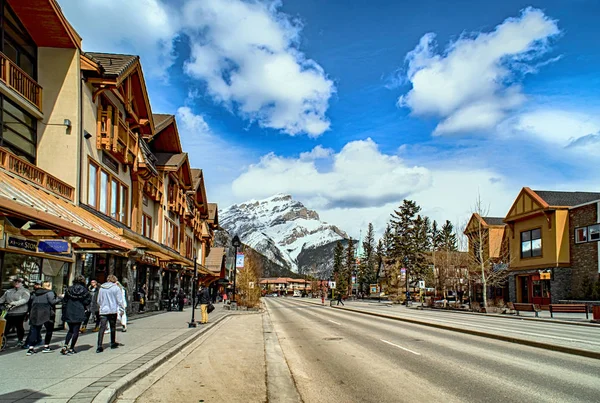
[
  {"left": 481, "top": 217, "right": 505, "bottom": 226},
  {"left": 0, "top": 169, "right": 130, "bottom": 250},
  {"left": 185, "top": 194, "right": 195, "bottom": 215},
  {"left": 208, "top": 203, "right": 218, "bottom": 220},
  {"left": 191, "top": 169, "right": 203, "bottom": 190},
  {"left": 138, "top": 139, "right": 158, "bottom": 176},
  {"left": 533, "top": 190, "right": 600, "bottom": 207},
  {"left": 85, "top": 53, "right": 138, "bottom": 78},
  {"left": 205, "top": 247, "right": 226, "bottom": 274},
  {"left": 259, "top": 277, "right": 308, "bottom": 284},
  {"left": 154, "top": 152, "right": 188, "bottom": 168},
  {"left": 153, "top": 114, "right": 173, "bottom": 133}
]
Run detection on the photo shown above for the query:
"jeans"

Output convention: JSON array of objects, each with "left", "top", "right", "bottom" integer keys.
[
  {"left": 5, "top": 314, "right": 26, "bottom": 341},
  {"left": 200, "top": 304, "right": 208, "bottom": 323},
  {"left": 26, "top": 321, "right": 53, "bottom": 347},
  {"left": 97, "top": 314, "right": 118, "bottom": 347},
  {"left": 65, "top": 322, "right": 82, "bottom": 349},
  {"left": 83, "top": 310, "right": 100, "bottom": 329}
]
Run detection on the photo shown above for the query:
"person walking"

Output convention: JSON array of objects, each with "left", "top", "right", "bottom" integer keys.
[
  {"left": 81, "top": 280, "right": 100, "bottom": 333},
  {"left": 0, "top": 278, "right": 30, "bottom": 348},
  {"left": 25, "top": 281, "right": 60, "bottom": 355},
  {"left": 96, "top": 275, "right": 125, "bottom": 353},
  {"left": 199, "top": 286, "right": 210, "bottom": 324},
  {"left": 177, "top": 288, "right": 186, "bottom": 311},
  {"left": 61, "top": 275, "right": 91, "bottom": 355},
  {"left": 321, "top": 291, "right": 325, "bottom": 305},
  {"left": 336, "top": 292, "right": 345, "bottom": 306},
  {"left": 138, "top": 284, "right": 147, "bottom": 313},
  {"left": 117, "top": 281, "right": 128, "bottom": 332}
]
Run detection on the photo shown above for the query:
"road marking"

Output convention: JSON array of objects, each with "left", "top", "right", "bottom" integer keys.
[
  {"left": 380, "top": 339, "right": 421, "bottom": 356},
  {"left": 328, "top": 319, "right": 341, "bottom": 325}
]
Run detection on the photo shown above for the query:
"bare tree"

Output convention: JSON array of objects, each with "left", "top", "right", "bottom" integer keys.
[{"left": 463, "top": 195, "right": 511, "bottom": 311}]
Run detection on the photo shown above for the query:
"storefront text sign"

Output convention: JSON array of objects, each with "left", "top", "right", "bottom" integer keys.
[
  {"left": 38, "top": 240, "right": 71, "bottom": 254},
  {"left": 7, "top": 236, "right": 38, "bottom": 252},
  {"left": 141, "top": 253, "right": 159, "bottom": 266}
]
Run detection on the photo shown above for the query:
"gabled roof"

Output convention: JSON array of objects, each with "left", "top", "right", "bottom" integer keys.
[
  {"left": 189, "top": 169, "right": 208, "bottom": 214},
  {"left": 205, "top": 247, "right": 226, "bottom": 274},
  {"left": 85, "top": 53, "right": 138, "bottom": 78},
  {"left": 153, "top": 114, "right": 173, "bottom": 133},
  {"left": 149, "top": 115, "right": 183, "bottom": 153},
  {"left": 138, "top": 139, "right": 158, "bottom": 176},
  {"left": 481, "top": 217, "right": 505, "bottom": 226},
  {"left": 191, "top": 169, "right": 203, "bottom": 190},
  {"left": 208, "top": 203, "right": 218, "bottom": 221},
  {"left": 533, "top": 190, "right": 600, "bottom": 207},
  {"left": 155, "top": 152, "right": 188, "bottom": 168}
]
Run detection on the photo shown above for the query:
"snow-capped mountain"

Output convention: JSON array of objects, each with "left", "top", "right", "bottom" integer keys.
[{"left": 220, "top": 194, "right": 348, "bottom": 273}]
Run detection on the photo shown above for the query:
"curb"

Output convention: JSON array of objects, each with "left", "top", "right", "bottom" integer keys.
[
  {"left": 293, "top": 298, "right": 600, "bottom": 360},
  {"left": 92, "top": 314, "right": 231, "bottom": 403}
]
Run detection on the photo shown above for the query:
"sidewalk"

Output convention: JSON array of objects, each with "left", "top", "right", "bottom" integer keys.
[{"left": 0, "top": 306, "right": 230, "bottom": 403}]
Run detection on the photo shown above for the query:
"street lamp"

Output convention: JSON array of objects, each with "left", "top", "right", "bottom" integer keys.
[
  {"left": 189, "top": 255, "right": 198, "bottom": 328},
  {"left": 231, "top": 235, "right": 241, "bottom": 306}
]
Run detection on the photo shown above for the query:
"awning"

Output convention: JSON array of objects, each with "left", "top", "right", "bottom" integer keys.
[{"left": 0, "top": 169, "right": 131, "bottom": 250}]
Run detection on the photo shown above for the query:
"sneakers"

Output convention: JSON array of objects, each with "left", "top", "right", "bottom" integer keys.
[
  {"left": 110, "top": 343, "right": 121, "bottom": 349},
  {"left": 80, "top": 327, "right": 87, "bottom": 333},
  {"left": 92, "top": 327, "right": 100, "bottom": 332},
  {"left": 42, "top": 345, "right": 52, "bottom": 353},
  {"left": 122, "top": 326, "right": 127, "bottom": 332},
  {"left": 15, "top": 340, "right": 24, "bottom": 348},
  {"left": 26, "top": 347, "right": 36, "bottom": 356},
  {"left": 60, "top": 346, "right": 68, "bottom": 355},
  {"left": 96, "top": 346, "right": 104, "bottom": 353},
  {"left": 67, "top": 348, "right": 77, "bottom": 355}
]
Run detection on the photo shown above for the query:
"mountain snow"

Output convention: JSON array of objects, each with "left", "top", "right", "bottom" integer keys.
[{"left": 220, "top": 194, "right": 348, "bottom": 272}]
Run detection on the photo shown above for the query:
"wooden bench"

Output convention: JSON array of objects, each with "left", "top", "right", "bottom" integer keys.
[
  {"left": 549, "top": 304, "right": 588, "bottom": 319},
  {"left": 513, "top": 303, "right": 541, "bottom": 317}
]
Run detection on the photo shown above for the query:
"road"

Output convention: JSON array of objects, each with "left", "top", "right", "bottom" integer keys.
[{"left": 265, "top": 297, "right": 600, "bottom": 403}]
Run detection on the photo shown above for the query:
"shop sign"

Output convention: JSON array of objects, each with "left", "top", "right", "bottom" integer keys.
[
  {"left": 7, "top": 236, "right": 38, "bottom": 252},
  {"left": 540, "top": 271, "right": 552, "bottom": 280},
  {"left": 38, "top": 240, "right": 71, "bottom": 254},
  {"left": 236, "top": 253, "right": 245, "bottom": 268},
  {"left": 141, "top": 253, "right": 159, "bottom": 266}
]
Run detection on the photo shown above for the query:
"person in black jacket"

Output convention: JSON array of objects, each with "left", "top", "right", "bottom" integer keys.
[
  {"left": 199, "top": 286, "right": 211, "bottom": 324},
  {"left": 25, "top": 281, "right": 61, "bottom": 355},
  {"left": 177, "top": 288, "right": 186, "bottom": 311},
  {"left": 61, "top": 275, "right": 91, "bottom": 355}
]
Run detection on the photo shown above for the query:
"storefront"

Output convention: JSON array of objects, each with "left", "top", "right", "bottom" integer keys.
[
  {"left": 134, "top": 253, "right": 161, "bottom": 310},
  {"left": 515, "top": 270, "right": 553, "bottom": 305}
]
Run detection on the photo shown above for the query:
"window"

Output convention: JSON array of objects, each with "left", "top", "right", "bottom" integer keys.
[
  {"left": 87, "top": 159, "right": 129, "bottom": 224},
  {"left": 185, "top": 235, "right": 193, "bottom": 259},
  {"left": 88, "top": 162, "right": 98, "bottom": 208},
  {"left": 164, "top": 219, "right": 179, "bottom": 250},
  {"left": 521, "top": 229, "right": 542, "bottom": 258},
  {"left": 0, "top": 97, "right": 37, "bottom": 162},
  {"left": 575, "top": 227, "right": 588, "bottom": 244},
  {"left": 1, "top": 2, "right": 37, "bottom": 78},
  {"left": 589, "top": 224, "right": 600, "bottom": 242},
  {"left": 142, "top": 214, "right": 152, "bottom": 239}
]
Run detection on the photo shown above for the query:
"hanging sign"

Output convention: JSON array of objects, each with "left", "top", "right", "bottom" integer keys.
[
  {"left": 7, "top": 235, "right": 38, "bottom": 253},
  {"left": 38, "top": 240, "right": 71, "bottom": 254},
  {"left": 236, "top": 253, "right": 245, "bottom": 268}
]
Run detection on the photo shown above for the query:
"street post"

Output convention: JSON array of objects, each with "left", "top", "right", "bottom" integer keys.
[
  {"left": 231, "top": 235, "right": 241, "bottom": 309},
  {"left": 188, "top": 255, "right": 197, "bottom": 328}
]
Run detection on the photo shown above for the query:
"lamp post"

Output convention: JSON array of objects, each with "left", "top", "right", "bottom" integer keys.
[
  {"left": 231, "top": 235, "right": 241, "bottom": 306},
  {"left": 188, "top": 256, "right": 198, "bottom": 328}
]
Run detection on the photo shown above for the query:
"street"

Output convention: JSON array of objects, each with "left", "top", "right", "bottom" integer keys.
[{"left": 265, "top": 298, "right": 600, "bottom": 403}]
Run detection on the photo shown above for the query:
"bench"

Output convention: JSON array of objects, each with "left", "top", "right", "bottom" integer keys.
[
  {"left": 549, "top": 304, "right": 588, "bottom": 319},
  {"left": 513, "top": 303, "right": 541, "bottom": 317}
]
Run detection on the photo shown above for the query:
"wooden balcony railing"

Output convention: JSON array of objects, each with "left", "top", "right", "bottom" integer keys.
[
  {"left": 97, "top": 106, "right": 139, "bottom": 168},
  {"left": 143, "top": 175, "right": 163, "bottom": 202},
  {"left": 0, "top": 147, "right": 74, "bottom": 201},
  {"left": 0, "top": 52, "right": 42, "bottom": 111},
  {"left": 168, "top": 184, "right": 186, "bottom": 216}
]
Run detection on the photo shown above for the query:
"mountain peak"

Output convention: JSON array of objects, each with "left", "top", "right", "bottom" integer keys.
[{"left": 220, "top": 194, "right": 348, "bottom": 272}]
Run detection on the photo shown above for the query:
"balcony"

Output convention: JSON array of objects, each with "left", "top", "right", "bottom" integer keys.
[
  {"left": 0, "top": 147, "right": 74, "bottom": 201},
  {"left": 0, "top": 52, "right": 42, "bottom": 111},
  {"left": 167, "top": 184, "right": 186, "bottom": 216},
  {"left": 143, "top": 175, "right": 163, "bottom": 202},
  {"left": 97, "top": 106, "right": 139, "bottom": 168}
]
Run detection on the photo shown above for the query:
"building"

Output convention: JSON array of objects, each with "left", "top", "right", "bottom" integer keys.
[
  {"left": 260, "top": 277, "right": 311, "bottom": 295},
  {"left": 569, "top": 198, "right": 600, "bottom": 299},
  {"left": 504, "top": 188, "right": 600, "bottom": 304},
  {"left": 0, "top": 0, "right": 222, "bottom": 314}
]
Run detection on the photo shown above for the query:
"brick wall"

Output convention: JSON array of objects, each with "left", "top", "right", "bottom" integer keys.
[{"left": 569, "top": 203, "right": 599, "bottom": 298}]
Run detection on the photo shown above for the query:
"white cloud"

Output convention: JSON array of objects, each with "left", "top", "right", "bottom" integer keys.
[
  {"left": 299, "top": 145, "right": 333, "bottom": 160},
  {"left": 60, "top": 0, "right": 178, "bottom": 78},
  {"left": 231, "top": 139, "right": 431, "bottom": 209},
  {"left": 398, "top": 7, "right": 560, "bottom": 135},
  {"left": 181, "top": 0, "right": 335, "bottom": 137}
]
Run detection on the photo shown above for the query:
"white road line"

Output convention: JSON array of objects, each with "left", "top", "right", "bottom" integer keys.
[
  {"left": 328, "top": 319, "right": 341, "bottom": 325},
  {"left": 380, "top": 339, "right": 421, "bottom": 356}
]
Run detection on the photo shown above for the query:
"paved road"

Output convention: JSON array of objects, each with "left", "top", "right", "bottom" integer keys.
[
  {"left": 319, "top": 299, "right": 600, "bottom": 353},
  {"left": 265, "top": 297, "right": 600, "bottom": 403}
]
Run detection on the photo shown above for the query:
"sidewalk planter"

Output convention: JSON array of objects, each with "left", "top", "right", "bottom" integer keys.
[{"left": 593, "top": 306, "right": 600, "bottom": 322}]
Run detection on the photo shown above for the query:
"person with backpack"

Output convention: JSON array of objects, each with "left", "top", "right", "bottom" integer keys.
[
  {"left": 25, "top": 282, "right": 61, "bottom": 355},
  {"left": 81, "top": 280, "right": 100, "bottom": 333},
  {"left": 61, "top": 275, "right": 91, "bottom": 355},
  {"left": 0, "top": 278, "right": 30, "bottom": 348}
]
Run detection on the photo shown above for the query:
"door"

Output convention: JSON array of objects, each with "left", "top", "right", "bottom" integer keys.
[
  {"left": 517, "top": 276, "right": 530, "bottom": 303},
  {"left": 532, "top": 280, "right": 551, "bottom": 305}
]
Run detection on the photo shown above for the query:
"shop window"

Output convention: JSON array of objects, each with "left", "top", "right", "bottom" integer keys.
[
  {"left": 521, "top": 228, "right": 542, "bottom": 259},
  {"left": 575, "top": 227, "right": 588, "bottom": 244},
  {"left": 589, "top": 224, "right": 600, "bottom": 242},
  {"left": 1, "top": 252, "right": 68, "bottom": 294}
]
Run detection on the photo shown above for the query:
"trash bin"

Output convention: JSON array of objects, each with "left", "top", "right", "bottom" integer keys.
[{"left": 592, "top": 305, "right": 600, "bottom": 322}]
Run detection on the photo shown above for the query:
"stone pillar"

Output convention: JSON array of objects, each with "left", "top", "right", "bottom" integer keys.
[
  {"left": 108, "top": 255, "right": 115, "bottom": 275},
  {"left": 158, "top": 268, "right": 164, "bottom": 307},
  {"left": 508, "top": 273, "right": 516, "bottom": 303},
  {"left": 551, "top": 267, "right": 572, "bottom": 303},
  {"left": 126, "top": 257, "right": 136, "bottom": 313}
]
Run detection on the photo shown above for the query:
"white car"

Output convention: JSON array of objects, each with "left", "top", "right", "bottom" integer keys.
[{"left": 293, "top": 290, "right": 302, "bottom": 297}]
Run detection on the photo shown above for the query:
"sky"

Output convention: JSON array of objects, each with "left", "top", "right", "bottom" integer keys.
[{"left": 60, "top": 0, "right": 600, "bottom": 239}]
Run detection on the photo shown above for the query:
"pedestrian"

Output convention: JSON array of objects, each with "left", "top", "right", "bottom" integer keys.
[
  {"left": 336, "top": 293, "right": 344, "bottom": 306},
  {"left": 199, "top": 286, "right": 211, "bottom": 324},
  {"left": 195, "top": 288, "right": 202, "bottom": 309},
  {"left": 138, "top": 284, "right": 147, "bottom": 313},
  {"left": 0, "top": 277, "right": 30, "bottom": 348},
  {"left": 321, "top": 291, "right": 325, "bottom": 305},
  {"left": 117, "top": 281, "right": 128, "bottom": 332},
  {"left": 25, "top": 281, "right": 60, "bottom": 355},
  {"left": 177, "top": 288, "right": 186, "bottom": 311},
  {"left": 61, "top": 275, "right": 91, "bottom": 355},
  {"left": 96, "top": 275, "right": 125, "bottom": 353},
  {"left": 81, "top": 280, "right": 100, "bottom": 333}
]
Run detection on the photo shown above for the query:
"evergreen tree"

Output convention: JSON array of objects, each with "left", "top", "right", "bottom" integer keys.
[
  {"left": 358, "top": 223, "right": 376, "bottom": 293},
  {"left": 430, "top": 220, "right": 444, "bottom": 251},
  {"left": 333, "top": 240, "right": 344, "bottom": 277},
  {"left": 440, "top": 220, "right": 458, "bottom": 251},
  {"left": 342, "top": 238, "right": 356, "bottom": 296}
]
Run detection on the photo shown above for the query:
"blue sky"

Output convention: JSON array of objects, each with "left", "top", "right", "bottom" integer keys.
[{"left": 61, "top": 0, "right": 600, "bottom": 238}]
